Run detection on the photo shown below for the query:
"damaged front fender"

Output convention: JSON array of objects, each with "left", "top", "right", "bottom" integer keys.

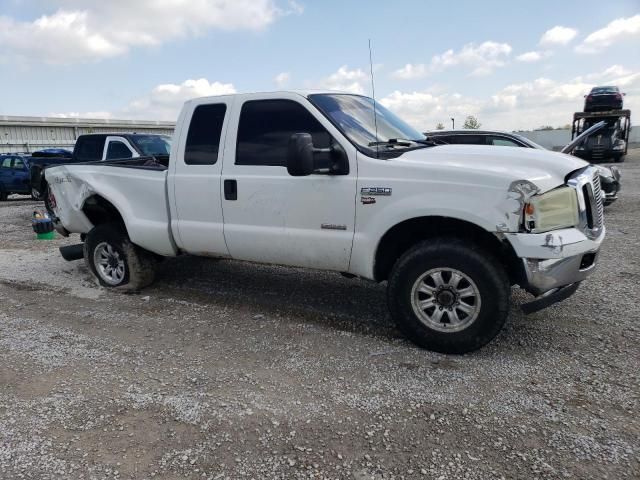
[{"left": 495, "top": 180, "right": 540, "bottom": 232}]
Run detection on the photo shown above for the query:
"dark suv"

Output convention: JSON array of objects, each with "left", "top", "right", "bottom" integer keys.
[
  {"left": 584, "top": 86, "right": 624, "bottom": 112},
  {"left": 0, "top": 154, "right": 31, "bottom": 200}
]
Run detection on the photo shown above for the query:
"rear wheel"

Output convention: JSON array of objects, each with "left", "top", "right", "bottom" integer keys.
[
  {"left": 387, "top": 239, "right": 510, "bottom": 354},
  {"left": 84, "top": 223, "right": 157, "bottom": 291}
]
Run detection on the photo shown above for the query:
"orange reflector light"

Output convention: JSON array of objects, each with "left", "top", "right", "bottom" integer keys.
[{"left": 525, "top": 203, "right": 535, "bottom": 215}]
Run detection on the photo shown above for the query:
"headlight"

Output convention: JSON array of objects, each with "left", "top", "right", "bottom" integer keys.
[
  {"left": 613, "top": 142, "right": 625, "bottom": 151},
  {"left": 524, "top": 187, "right": 579, "bottom": 233}
]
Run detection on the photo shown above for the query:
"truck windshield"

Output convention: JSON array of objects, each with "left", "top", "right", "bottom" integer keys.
[
  {"left": 309, "top": 94, "right": 427, "bottom": 157},
  {"left": 131, "top": 135, "right": 172, "bottom": 156}
]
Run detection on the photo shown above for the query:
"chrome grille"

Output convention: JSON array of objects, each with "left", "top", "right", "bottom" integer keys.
[
  {"left": 591, "top": 172, "right": 604, "bottom": 230},
  {"left": 567, "top": 166, "right": 605, "bottom": 239}
]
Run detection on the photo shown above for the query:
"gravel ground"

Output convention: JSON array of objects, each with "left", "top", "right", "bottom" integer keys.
[{"left": 0, "top": 152, "right": 639, "bottom": 479}]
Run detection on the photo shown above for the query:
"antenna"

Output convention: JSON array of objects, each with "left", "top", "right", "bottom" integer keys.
[{"left": 368, "top": 39, "right": 379, "bottom": 158}]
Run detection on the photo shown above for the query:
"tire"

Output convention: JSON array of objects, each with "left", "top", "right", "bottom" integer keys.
[
  {"left": 387, "top": 238, "right": 510, "bottom": 354},
  {"left": 0, "top": 187, "right": 7, "bottom": 201},
  {"left": 615, "top": 155, "right": 625, "bottom": 163},
  {"left": 84, "top": 223, "right": 157, "bottom": 291}
]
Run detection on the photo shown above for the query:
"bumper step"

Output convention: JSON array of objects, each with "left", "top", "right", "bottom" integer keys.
[
  {"left": 521, "top": 282, "right": 581, "bottom": 314},
  {"left": 59, "top": 244, "right": 84, "bottom": 262}
]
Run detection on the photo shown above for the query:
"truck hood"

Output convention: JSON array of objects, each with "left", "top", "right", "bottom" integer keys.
[{"left": 398, "top": 144, "right": 588, "bottom": 193}]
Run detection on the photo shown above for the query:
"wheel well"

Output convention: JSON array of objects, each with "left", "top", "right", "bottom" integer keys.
[
  {"left": 82, "top": 195, "right": 126, "bottom": 231},
  {"left": 373, "top": 216, "right": 523, "bottom": 285}
]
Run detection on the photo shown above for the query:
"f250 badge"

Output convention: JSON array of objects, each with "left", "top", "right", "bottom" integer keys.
[{"left": 361, "top": 187, "right": 392, "bottom": 196}]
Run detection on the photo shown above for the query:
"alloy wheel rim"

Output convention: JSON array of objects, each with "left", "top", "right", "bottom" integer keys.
[
  {"left": 94, "top": 242, "right": 125, "bottom": 286},
  {"left": 410, "top": 267, "right": 481, "bottom": 333}
]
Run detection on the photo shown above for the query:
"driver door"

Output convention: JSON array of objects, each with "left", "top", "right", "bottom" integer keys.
[{"left": 220, "top": 94, "right": 358, "bottom": 271}]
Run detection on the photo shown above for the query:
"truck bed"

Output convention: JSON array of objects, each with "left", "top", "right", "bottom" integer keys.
[{"left": 45, "top": 158, "right": 177, "bottom": 256}]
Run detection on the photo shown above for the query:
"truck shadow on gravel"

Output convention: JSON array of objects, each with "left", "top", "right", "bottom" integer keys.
[{"left": 150, "top": 256, "right": 533, "bottom": 352}]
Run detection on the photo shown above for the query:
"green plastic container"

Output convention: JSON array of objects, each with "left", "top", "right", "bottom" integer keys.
[{"left": 36, "top": 231, "right": 56, "bottom": 240}]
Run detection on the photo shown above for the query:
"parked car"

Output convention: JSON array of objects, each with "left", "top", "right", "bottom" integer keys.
[
  {"left": 424, "top": 129, "right": 621, "bottom": 205},
  {"left": 46, "top": 91, "right": 605, "bottom": 354},
  {"left": 584, "top": 86, "right": 624, "bottom": 112},
  {"left": 0, "top": 154, "right": 31, "bottom": 200},
  {"left": 31, "top": 148, "right": 73, "bottom": 159},
  {"left": 30, "top": 133, "right": 171, "bottom": 201}
]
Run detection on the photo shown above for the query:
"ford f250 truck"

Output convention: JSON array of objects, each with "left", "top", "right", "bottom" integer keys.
[{"left": 46, "top": 91, "right": 605, "bottom": 353}]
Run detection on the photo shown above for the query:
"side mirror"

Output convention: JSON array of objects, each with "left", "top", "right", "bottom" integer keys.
[
  {"left": 287, "top": 133, "right": 315, "bottom": 176},
  {"left": 287, "top": 133, "right": 349, "bottom": 176}
]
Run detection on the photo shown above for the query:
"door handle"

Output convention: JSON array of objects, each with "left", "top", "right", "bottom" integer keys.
[{"left": 224, "top": 179, "right": 237, "bottom": 200}]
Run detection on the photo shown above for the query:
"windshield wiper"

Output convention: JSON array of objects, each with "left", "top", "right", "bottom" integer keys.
[
  {"left": 368, "top": 139, "right": 412, "bottom": 147},
  {"left": 368, "top": 138, "right": 438, "bottom": 148}
]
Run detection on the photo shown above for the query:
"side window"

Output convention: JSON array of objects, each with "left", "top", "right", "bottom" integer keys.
[
  {"left": 75, "top": 136, "right": 106, "bottom": 160},
  {"left": 1, "top": 158, "right": 12, "bottom": 168},
  {"left": 184, "top": 104, "right": 227, "bottom": 165},
  {"left": 452, "top": 135, "right": 486, "bottom": 145},
  {"left": 106, "top": 141, "right": 133, "bottom": 160},
  {"left": 236, "top": 99, "right": 331, "bottom": 167},
  {"left": 490, "top": 137, "right": 521, "bottom": 147},
  {"left": 13, "top": 158, "right": 25, "bottom": 170},
  {"left": 429, "top": 135, "right": 452, "bottom": 144}
]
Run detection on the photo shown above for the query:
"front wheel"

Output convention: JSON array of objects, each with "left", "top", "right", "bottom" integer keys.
[
  {"left": 84, "top": 224, "right": 157, "bottom": 291},
  {"left": 387, "top": 239, "right": 510, "bottom": 354}
]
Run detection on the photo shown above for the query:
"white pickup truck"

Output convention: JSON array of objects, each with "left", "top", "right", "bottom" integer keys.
[{"left": 46, "top": 91, "right": 605, "bottom": 353}]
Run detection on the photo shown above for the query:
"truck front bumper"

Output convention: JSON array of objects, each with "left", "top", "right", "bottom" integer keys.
[{"left": 504, "top": 227, "right": 605, "bottom": 311}]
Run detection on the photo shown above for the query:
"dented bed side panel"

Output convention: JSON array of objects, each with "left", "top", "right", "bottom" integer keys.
[{"left": 46, "top": 165, "right": 178, "bottom": 256}]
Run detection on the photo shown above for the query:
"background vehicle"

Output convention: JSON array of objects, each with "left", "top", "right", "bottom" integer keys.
[
  {"left": 46, "top": 91, "right": 605, "bottom": 354},
  {"left": 584, "top": 86, "right": 624, "bottom": 112},
  {"left": 571, "top": 110, "right": 630, "bottom": 163},
  {"left": 424, "top": 129, "right": 621, "bottom": 205},
  {"left": 0, "top": 154, "right": 31, "bottom": 200},
  {"left": 423, "top": 130, "right": 545, "bottom": 148},
  {"left": 30, "top": 133, "right": 171, "bottom": 201}
]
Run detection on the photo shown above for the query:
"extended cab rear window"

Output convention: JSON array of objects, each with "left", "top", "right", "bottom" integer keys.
[
  {"left": 184, "top": 104, "right": 227, "bottom": 165},
  {"left": 75, "top": 136, "right": 106, "bottom": 161}
]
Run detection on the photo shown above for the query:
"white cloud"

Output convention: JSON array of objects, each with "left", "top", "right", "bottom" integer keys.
[
  {"left": 431, "top": 42, "right": 513, "bottom": 75},
  {"left": 392, "top": 63, "right": 429, "bottom": 80},
  {"left": 579, "top": 64, "right": 632, "bottom": 82},
  {"left": 575, "top": 14, "right": 640, "bottom": 53},
  {"left": 274, "top": 72, "right": 291, "bottom": 88},
  {"left": 539, "top": 26, "right": 578, "bottom": 47},
  {"left": 316, "top": 65, "right": 368, "bottom": 94},
  {"left": 0, "top": 1, "right": 299, "bottom": 65},
  {"left": 380, "top": 90, "right": 482, "bottom": 131},
  {"left": 124, "top": 78, "right": 237, "bottom": 120},
  {"left": 391, "top": 41, "right": 512, "bottom": 79},
  {"left": 50, "top": 111, "right": 113, "bottom": 119},
  {"left": 516, "top": 51, "right": 547, "bottom": 62}
]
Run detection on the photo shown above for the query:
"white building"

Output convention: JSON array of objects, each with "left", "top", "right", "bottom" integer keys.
[{"left": 0, "top": 115, "right": 175, "bottom": 154}]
